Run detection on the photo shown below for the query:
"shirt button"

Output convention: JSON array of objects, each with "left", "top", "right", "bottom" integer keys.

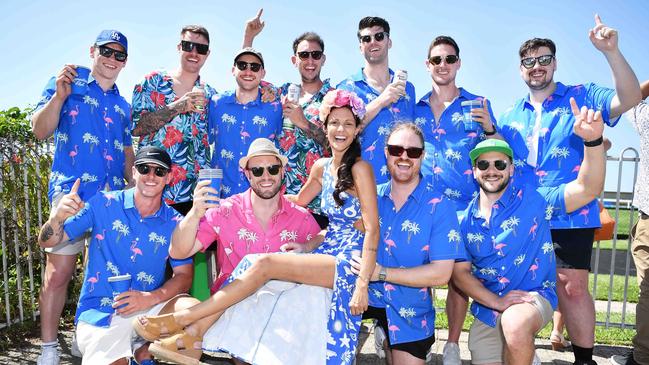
[
  {"left": 498, "top": 292, "right": 502, "bottom": 296},
  {"left": 136, "top": 237, "right": 139, "bottom": 241},
  {"left": 501, "top": 266, "right": 505, "bottom": 270}
]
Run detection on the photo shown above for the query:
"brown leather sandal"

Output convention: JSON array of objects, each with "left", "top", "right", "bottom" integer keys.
[
  {"left": 133, "top": 313, "right": 183, "bottom": 342},
  {"left": 149, "top": 330, "right": 203, "bottom": 365}
]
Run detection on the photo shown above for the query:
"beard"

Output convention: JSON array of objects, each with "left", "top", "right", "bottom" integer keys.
[
  {"left": 251, "top": 181, "right": 282, "bottom": 200},
  {"left": 477, "top": 174, "right": 510, "bottom": 194}
]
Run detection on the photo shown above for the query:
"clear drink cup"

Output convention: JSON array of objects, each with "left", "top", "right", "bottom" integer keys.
[{"left": 460, "top": 100, "right": 483, "bottom": 132}]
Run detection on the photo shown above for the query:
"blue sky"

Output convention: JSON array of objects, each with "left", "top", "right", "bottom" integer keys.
[{"left": 1, "top": 0, "right": 647, "bottom": 192}]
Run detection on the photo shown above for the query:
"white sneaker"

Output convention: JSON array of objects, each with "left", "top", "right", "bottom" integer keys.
[
  {"left": 443, "top": 342, "right": 461, "bottom": 365},
  {"left": 36, "top": 347, "right": 60, "bottom": 365},
  {"left": 374, "top": 323, "right": 386, "bottom": 359},
  {"left": 533, "top": 351, "right": 541, "bottom": 365}
]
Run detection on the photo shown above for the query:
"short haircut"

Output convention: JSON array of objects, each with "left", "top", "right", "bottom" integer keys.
[
  {"left": 292, "top": 32, "right": 325, "bottom": 54},
  {"left": 428, "top": 35, "right": 460, "bottom": 58},
  {"left": 385, "top": 121, "right": 425, "bottom": 148},
  {"left": 181, "top": 25, "right": 210, "bottom": 44},
  {"left": 357, "top": 16, "right": 390, "bottom": 38},
  {"left": 519, "top": 38, "right": 556, "bottom": 58}
]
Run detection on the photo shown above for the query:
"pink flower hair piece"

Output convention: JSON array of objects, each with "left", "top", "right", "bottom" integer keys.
[{"left": 319, "top": 89, "right": 366, "bottom": 123}]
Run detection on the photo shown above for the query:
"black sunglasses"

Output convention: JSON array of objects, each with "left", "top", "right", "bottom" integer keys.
[
  {"left": 98, "top": 46, "right": 127, "bottom": 62},
  {"left": 520, "top": 55, "right": 554, "bottom": 69},
  {"left": 235, "top": 61, "right": 263, "bottom": 72},
  {"left": 386, "top": 144, "right": 424, "bottom": 159},
  {"left": 181, "top": 40, "right": 209, "bottom": 55},
  {"left": 248, "top": 164, "right": 281, "bottom": 177},
  {"left": 359, "top": 31, "right": 389, "bottom": 43},
  {"left": 429, "top": 55, "right": 459, "bottom": 65},
  {"left": 297, "top": 50, "right": 324, "bottom": 60},
  {"left": 136, "top": 164, "right": 169, "bottom": 177},
  {"left": 476, "top": 160, "right": 509, "bottom": 171}
]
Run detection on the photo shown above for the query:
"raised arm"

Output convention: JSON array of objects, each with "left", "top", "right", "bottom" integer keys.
[
  {"left": 359, "top": 81, "right": 405, "bottom": 131},
  {"left": 563, "top": 97, "right": 606, "bottom": 213},
  {"left": 169, "top": 180, "right": 218, "bottom": 259},
  {"left": 241, "top": 8, "right": 265, "bottom": 48},
  {"left": 131, "top": 91, "right": 204, "bottom": 136},
  {"left": 38, "top": 179, "right": 83, "bottom": 247},
  {"left": 641, "top": 79, "right": 649, "bottom": 100},
  {"left": 31, "top": 65, "right": 76, "bottom": 140},
  {"left": 589, "top": 14, "right": 641, "bottom": 118}
]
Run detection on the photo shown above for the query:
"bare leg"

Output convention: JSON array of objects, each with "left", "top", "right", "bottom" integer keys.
[
  {"left": 390, "top": 349, "right": 425, "bottom": 365},
  {"left": 556, "top": 268, "right": 595, "bottom": 348},
  {"left": 144, "top": 254, "right": 336, "bottom": 335},
  {"left": 39, "top": 253, "right": 77, "bottom": 343},
  {"left": 500, "top": 302, "right": 543, "bottom": 365},
  {"left": 446, "top": 280, "right": 469, "bottom": 343}
]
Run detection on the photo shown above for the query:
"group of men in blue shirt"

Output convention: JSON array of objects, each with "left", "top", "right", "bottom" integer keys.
[{"left": 31, "top": 8, "right": 643, "bottom": 365}]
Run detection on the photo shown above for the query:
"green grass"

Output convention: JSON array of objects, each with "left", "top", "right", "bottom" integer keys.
[
  {"left": 593, "top": 208, "right": 638, "bottom": 251},
  {"left": 590, "top": 273, "right": 638, "bottom": 303}
]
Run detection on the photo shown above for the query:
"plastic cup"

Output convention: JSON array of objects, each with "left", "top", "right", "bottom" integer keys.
[
  {"left": 460, "top": 100, "right": 483, "bottom": 132},
  {"left": 107, "top": 274, "right": 131, "bottom": 309},
  {"left": 71, "top": 66, "right": 91, "bottom": 96},
  {"left": 199, "top": 168, "right": 223, "bottom": 204}
]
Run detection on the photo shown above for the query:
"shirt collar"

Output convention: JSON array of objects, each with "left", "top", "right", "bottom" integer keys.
[
  {"left": 222, "top": 89, "right": 263, "bottom": 106},
  {"left": 379, "top": 175, "right": 427, "bottom": 204},
  {"left": 241, "top": 188, "right": 290, "bottom": 219},
  {"left": 351, "top": 67, "right": 394, "bottom": 82},
  {"left": 123, "top": 188, "right": 164, "bottom": 218},
  {"left": 87, "top": 73, "right": 120, "bottom": 94},
  {"left": 468, "top": 182, "right": 518, "bottom": 218},
  {"left": 416, "top": 87, "right": 474, "bottom": 106},
  {"left": 523, "top": 81, "right": 568, "bottom": 108}
]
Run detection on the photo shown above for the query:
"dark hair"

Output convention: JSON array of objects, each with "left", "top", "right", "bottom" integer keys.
[
  {"left": 181, "top": 25, "right": 210, "bottom": 44},
  {"left": 357, "top": 16, "right": 390, "bottom": 38},
  {"left": 519, "top": 38, "right": 556, "bottom": 58},
  {"left": 292, "top": 32, "right": 325, "bottom": 54},
  {"left": 324, "top": 107, "right": 362, "bottom": 206},
  {"left": 386, "top": 121, "right": 425, "bottom": 147},
  {"left": 428, "top": 35, "right": 460, "bottom": 58}
]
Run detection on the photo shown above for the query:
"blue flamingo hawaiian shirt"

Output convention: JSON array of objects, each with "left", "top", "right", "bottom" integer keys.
[
  {"left": 369, "top": 176, "right": 466, "bottom": 344},
  {"left": 497, "top": 82, "right": 617, "bottom": 229},
  {"left": 460, "top": 183, "right": 566, "bottom": 327},
  {"left": 35, "top": 75, "right": 132, "bottom": 202},
  {"left": 337, "top": 69, "right": 416, "bottom": 184},
  {"left": 63, "top": 189, "right": 192, "bottom": 327},
  {"left": 416, "top": 88, "right": 497, "bottom": 208},
  {"left": 207, "top": 89, "right": 282, "bottom": 197},
  {"left": 131, "top": 70, "right": 216, "bottom": 205}
]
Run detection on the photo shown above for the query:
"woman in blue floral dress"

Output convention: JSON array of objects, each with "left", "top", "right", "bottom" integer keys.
[{"left": 135, "top": 89, "right": 379, "bottom": 365}]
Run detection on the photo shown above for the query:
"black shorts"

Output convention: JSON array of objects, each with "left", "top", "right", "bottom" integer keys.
[
  {"left": 551, "top": 228, "right": 595, "bottom": 270},
  {"left": 362, "top": 306, "right": 435, "bottom": 360}
]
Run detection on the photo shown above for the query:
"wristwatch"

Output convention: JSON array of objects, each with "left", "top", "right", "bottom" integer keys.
[{"left": 378, "top": 266, "right": 387, "bottom": 282}]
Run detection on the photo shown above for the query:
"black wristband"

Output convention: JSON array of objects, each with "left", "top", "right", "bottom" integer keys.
[
  {"left": 584, "top": 136, "right": 603, "bottom": 147},
  {"left": 483, "top": 127, "right": 497, "bottom": 136}
]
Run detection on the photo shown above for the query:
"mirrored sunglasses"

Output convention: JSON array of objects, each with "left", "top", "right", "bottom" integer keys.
[
  {"left": 476, "top": 160, "right": 509, "bottom": 171},
  {"left": 520, "top": 55, "right": 554, "bottom": 69},
  {"left": 429, "top": 55, "right": 459, "bottom": 65}
]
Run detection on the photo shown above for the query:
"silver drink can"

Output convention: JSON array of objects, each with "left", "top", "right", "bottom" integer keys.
[
  {"left": 287, "top": 83, "right": 301, "bottom": 103},
  {"left": 394, "top": 69, "right": 408, "bottom": 83}
]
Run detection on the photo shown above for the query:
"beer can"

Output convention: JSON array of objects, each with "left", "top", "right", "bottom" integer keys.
[
  {"left": 287, "top": 83, "right": 301, "bottom": 103},
  {"left": 192, "top": 84, "right": 205, "bottom": 111},
  {"left": 394, "top": 69, "right": 408, "bottom": 83}
]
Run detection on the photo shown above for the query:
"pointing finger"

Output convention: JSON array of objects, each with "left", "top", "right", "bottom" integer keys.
[
  {"left": 70, "top": 178, "right": 81, "bottom": 193},
  {"left": 255, "top": 8, "right": 263, "bottom": 20},
  {"left": 594, "top": 13, "right": 602, "bottom": 26}
]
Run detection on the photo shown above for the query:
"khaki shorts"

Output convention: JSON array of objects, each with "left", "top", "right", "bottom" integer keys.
[
  {"left": 468, "top": 292, "right": 553, "bottom": 364},
  {"left": 76, "top": 295, "right": 182, "bottom": 364},
  {"left": 44, "top": 191, "right": 87, "bottom": 255}
]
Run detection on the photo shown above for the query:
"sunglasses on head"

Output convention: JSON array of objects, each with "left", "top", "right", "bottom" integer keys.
[
  {"left": 235, "top": 60, "right": 263, "bottom": 72},
  {"left": 386, "top": 144, "right": 424, "bottom": 159},
  {"left": 359, "top": 31, "right": 389, "bottom": 43},
  {"left": 475, "top": 160, "right": 509, "bottom": 171},
  {"left": 248, "top": 164, "right": 281, "bottom": 177},
  {"left": 136, "top": 164, "right": 169, "bottom": 177},
  {"left": 181, "top": 40, "right": 209, "bottom": 55},
  {"left": 98, "top": 45, "right": 127, "bottom": 62},
  {"left": 520, "top": 54, "right": 554, "bottom": 69},
  {"left": 429, "top": 54, "right": 459, "bottom": 65},
  {"left": 297, "top": 50, "right": 324, "bottom": 60}
]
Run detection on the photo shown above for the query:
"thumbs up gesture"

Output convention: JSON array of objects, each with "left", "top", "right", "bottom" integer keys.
[{"left": 52, "top": 179, "right": 85, "bottom": 221}]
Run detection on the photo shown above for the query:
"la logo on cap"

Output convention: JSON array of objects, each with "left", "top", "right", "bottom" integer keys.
[{"left": 111, "top": 31, "right": 120, "bottom": 40}]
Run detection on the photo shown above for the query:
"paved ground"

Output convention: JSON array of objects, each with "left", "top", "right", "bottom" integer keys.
[{"left": 1, "top": 323, "right": 630, "bottom": 364}]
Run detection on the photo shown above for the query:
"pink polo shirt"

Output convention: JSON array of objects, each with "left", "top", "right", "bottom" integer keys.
[{"left": 196, "top": 189, "right": 321, "bottom": 292}]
